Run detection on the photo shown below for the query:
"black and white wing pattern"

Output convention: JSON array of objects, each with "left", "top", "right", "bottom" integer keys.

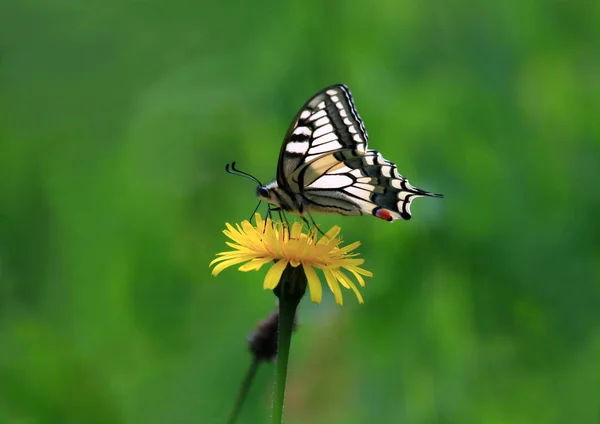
[
  {"left": 273, "top": 84, "right": 442, "bottom": 221},
  {"left": 276, "top": 84, "right": 368, "bottom": 191}
]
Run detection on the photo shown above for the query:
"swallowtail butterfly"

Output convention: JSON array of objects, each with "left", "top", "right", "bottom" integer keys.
[{"left": 237, "top": 84, "right": 442, "bottom": 222}]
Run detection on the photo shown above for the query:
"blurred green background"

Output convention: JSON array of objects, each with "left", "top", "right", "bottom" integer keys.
[{"left": 1, "top": 0, "right": 599, "bottom": 423}]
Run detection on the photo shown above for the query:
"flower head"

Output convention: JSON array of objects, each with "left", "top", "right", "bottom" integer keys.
[{"left": 210, "top": 214, "right": 372, "bottom": 304}]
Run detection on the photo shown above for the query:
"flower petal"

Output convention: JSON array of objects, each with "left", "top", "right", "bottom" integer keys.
[
  {"left": 318, "top": 226, "right": 341, "bottom": 244},
  {"left": 254, "top": 213, "right": 264, "bottom": 229},
  {"left": 337, "top": 240, "right": 361, "bottom": 254},
  {"left": 353, "top": 266, "right": 373, "bottom": 277},
  {"left": 348, "top": 268, "right": 367, "bottom": 287},
  {"left": 225, "top": 241, "right": 255, "bottom": 251},
  {"left": 337, "top": 258, "right": 365, "bottom": 268},
  {"left": 223, "top": 223, "right": 247, "bottom": 243},
  {"left": 323, "top": 268, "right": 343, "bottom": 305},
  {"left": 212, "top": 250, "right": 257, "bottom": 259},
  {"left": 238, "top": 256, "right": 274, "bottom": 272},
  {"left": 335, "top": 269, "right": 364, "bottom": 304},
  {"left": 290, "top": 221, "right": 304, "bottom": 240},
  {"left": 211, "top": 256, "right": 252, "bottom": 276},
  {"left": 264, "top": 259, "right": 288, "bottom": 290},
  {"left": 302, "top": 263, "right": 322, "bottom": 303},
  {"left": 209, "top": 251, "right": 255, "bottom": 266},
  {"left": 241, "top": 220, "right": 256, "bottom": 234}
]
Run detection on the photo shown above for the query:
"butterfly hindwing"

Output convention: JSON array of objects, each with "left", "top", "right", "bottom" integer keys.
[{"left": 301, "top": 149, "right": 439, "bottom": 220}]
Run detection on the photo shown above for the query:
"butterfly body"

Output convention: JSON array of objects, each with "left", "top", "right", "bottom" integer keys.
[
  {"left": 257, "top": 178, "right": 368, "bottom": 217},
  {"left": 256, "top": 84, "right": 442, "bottom": 222}
]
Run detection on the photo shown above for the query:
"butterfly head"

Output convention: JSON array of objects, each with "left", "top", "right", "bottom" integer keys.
[
  {"left": 256, "top": 186, "right": 269, "bottom": 198},
  {"left": 255, "top": 181, "right": 286, "bottom": 209}
]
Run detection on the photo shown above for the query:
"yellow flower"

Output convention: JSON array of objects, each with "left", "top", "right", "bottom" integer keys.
[{"left": 210, "top": 214, "right": 372, "bottom": 305}]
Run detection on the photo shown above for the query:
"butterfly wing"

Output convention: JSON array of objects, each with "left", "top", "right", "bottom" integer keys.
[
  {"left": 300, "top": 149, "right": 442, "bottom": 221},
  {"left": 276, "top": 84, "right": 368, "bottom": 193},
  {"left": 277, "top": 84, "right": 441, "bottom": 221}
]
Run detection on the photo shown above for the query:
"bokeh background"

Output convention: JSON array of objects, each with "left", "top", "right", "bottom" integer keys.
[{"left": 1, "top": 0, "right": 599, "bottom": 423}]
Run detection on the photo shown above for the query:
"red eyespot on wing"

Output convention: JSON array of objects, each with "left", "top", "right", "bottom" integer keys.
[{"left": 374, "top": 208, "right": 393, "bottom": 222}]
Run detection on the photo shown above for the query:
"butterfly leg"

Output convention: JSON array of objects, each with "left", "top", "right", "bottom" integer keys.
[
  {"left": 298, "top": 214, "right": 312, "bottom": 230},
  {"left": 277, "top": 210, "right": 290, "bottom": 228},
  {"left": 304, "top": 210, "right": 326, "bottom": 237},
  {"left": 263, "top": 205, "right": 275, "bottom": 233},
  {"left": 265, "top": 205, "right": 281, "bottom": 223},
  {"left": 277, "top": 209, "right": 293, "bottom": 238},
  {"left": 266, "top": 207, "right": 291, "bottom": 238}
]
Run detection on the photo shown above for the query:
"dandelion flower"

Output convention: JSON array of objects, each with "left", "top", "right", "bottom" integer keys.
[{"left": 210, "top": 214, "right": 372, "bottom": 304}]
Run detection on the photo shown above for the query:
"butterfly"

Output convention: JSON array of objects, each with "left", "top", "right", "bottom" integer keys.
[{"left": 229, "top": 84, "right": 442, "bottom": 223}]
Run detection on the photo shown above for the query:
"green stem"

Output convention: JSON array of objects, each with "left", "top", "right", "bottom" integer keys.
[{"left": 272, "top": 265, "right": 305, "bottom": 424}]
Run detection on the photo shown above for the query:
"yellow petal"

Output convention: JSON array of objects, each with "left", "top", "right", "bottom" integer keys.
[
  {"left": 238, "top": 256, "right": 274, "bottom": 272},
  {"left": 241, "top": 220, "right": 256, "bottom": 234},
  {"left": 335, "top": 269, "right": 350, "bottom": 288},
  {"left": 223, "top": 222, "right": 238, "bottom": 234},
  {"left": 348, "top": 268, "right": 366, "bottom": 287},
  {"left": 209, "top": 251, "right": 254, "bottom": 266},
  {"left": 211, "top": 256, "right": 252, "bottom": 276},
  {"left": 223, "top": 226, "right": 246, "bottom": 245},
  {"left": 318, "top": 226, "right": 341, "bottom": 244},
  {"left": 339, "top": 258, "right": 365, "bottom": 268},
  {"left": 338, "top": 240, "right": 361, "bottom": 254},
  {"left": 336, "top": 269, "right": 364, "bottom": 303},
  {"left": 279, "top": 223, "right": 290, "bottom": 243},
  {"left": 212, "top": 250, "right": 257, "bottom": 259},
  {"left": 290, "top": 221, "right": 303, "bottom": 239},
  {"left": 263, "top": 218, "right": 275, "bottom": 242},
  {"left": 209, "top": 257, "right": 228, "bottom": 268},
  {"left": 241, "top": 226, "right": 263, "bottom": 246},
  {"left": 224, "top": 242, "right": 249, "bottom": 251},
  {"left": 302, "top": 263, "right": 322, "bottom": 303},
  {"left": 254, "top": 213, "right": 264, "bottom": 229},
  {"left": 352, "top": 266, "right": 373, "bottom": 277},
  {"left": 263, "top": 259, "right": 288, "bottom": 290},
  {"left": 323, "top": 268, "right": 343, "bottom": 305}
]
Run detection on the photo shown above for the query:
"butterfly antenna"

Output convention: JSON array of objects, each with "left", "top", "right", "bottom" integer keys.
[{"left": 225, "top": 162, "right": 263, "bottom": 186}]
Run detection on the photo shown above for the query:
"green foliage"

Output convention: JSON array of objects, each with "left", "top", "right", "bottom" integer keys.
[{"left": 1, "top": 0, "right": 599, "bottom": 422}]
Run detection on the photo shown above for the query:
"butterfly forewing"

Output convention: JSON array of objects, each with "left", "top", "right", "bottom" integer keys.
[
  {"left": 272, "top": 84, "right": 441, "bottom": 221},
  {"left": 277, "top": 85, "right": 368, "bottom": 192}
]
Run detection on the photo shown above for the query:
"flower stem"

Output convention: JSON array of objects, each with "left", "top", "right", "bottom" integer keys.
[{"left": 272, "top": 265, "right": 306, "bottom": 424}]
